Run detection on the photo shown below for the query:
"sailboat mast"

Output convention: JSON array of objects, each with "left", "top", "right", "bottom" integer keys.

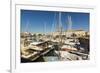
[
  {"left": 51, "top": 12, "right": 56, "bottom": 41},
  {"left": 58, "top": 12, "right": 62, "bottom": 44},
  {"left": 68, "top": 15, "right": 72, "bottom": 30},
  {"left": 43, "top": 22, "right": 46, "bottom": 40},
  {"left": 58, "top": 12, "right": 62, "bottom": 59},
  {"left": 59, "top": 12, "right": 62, "bottom": 31},
  {"left": 26, "top": 21, "right": 29, "bottom": 32},
  {"left": 44, "top": 22, "right": 46, "bottom": 35}
]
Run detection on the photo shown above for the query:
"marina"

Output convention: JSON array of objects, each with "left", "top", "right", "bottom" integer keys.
[{"left": 21, "top": 10, "right": 90, "bottom": 62}]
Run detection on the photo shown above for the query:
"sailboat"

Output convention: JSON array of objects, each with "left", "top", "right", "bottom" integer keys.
[{"left": 55, "top": 14, "right": 82, "bottom": 60}]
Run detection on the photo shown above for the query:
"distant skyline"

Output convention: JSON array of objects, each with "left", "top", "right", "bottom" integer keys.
[{"left": 21, "top": 10, "right": 89, "bottom": 33}]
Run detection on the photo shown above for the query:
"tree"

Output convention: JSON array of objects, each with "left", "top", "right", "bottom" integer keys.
[
  {"left": 62, "top": 35, "right": 66, "bottom": 39},
  {"left": 38, "top": 34, "right": 42, "bottom": 38},
  {"left": 32, "top": 34, "right": 36, "bottom": 38},
  {"left": 85, "top": 32, "right": 89, "bottom": 37},
  {"left": 71, "top": 33, "right": 77, "bottom": 37}
]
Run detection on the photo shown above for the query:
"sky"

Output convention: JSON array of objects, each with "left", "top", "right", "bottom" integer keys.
[{"left": 21, "top": 10, "right": 89, "bottom": 33}]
